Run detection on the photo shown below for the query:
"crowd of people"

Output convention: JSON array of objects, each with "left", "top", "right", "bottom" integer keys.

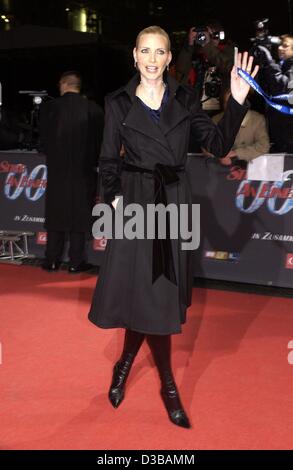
[
  {"left": 1, "top": 20, "right": 293, "bottom": 158},
  {"left": 174, "top": 20, "right": 293, "bottom": 157}
]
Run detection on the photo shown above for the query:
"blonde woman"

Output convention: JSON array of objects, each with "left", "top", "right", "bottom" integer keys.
[{"left": 89, "top": 26, "right": 258, "bottom": 428}]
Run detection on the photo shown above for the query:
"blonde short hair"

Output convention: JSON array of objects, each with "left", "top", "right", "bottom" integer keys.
[{"left": 135, "top": 25, "right": 171, "bottom": 51}]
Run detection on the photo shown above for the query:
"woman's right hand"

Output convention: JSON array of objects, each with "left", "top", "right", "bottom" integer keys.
[{"left": 220, "top": 150, "right": 237, "bottom": 166}]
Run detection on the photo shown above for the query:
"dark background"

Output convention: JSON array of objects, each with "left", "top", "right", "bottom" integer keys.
[
  {"left": 4, "top": 0, "right": 292, "bottom": 45},
  {"left": 0, "top": 0, "right": 292, "bottom": 118}
]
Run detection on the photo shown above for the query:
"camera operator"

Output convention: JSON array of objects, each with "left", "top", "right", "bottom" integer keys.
[
  {"left": 254, "top": 34, "right": 293, "bottom": 153},
  {"left": 176, "top": 19, "right": 235, "bottom": 115}
]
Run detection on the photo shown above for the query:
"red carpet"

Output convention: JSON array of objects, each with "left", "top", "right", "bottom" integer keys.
[{"left": 0, "top": 264, "right": 293, "bottom": 450}]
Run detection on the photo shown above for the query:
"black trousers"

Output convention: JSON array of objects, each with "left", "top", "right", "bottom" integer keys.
[{"left": 45, "top": 231, "right": 86, "bottom": 267}]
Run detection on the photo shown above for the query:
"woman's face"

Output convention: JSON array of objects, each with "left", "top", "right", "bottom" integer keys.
[
  {"left": 133, "top": 33, "right": 172, "bottom": 82},
  {"left": 278, "top": 39, "right": 293, "bottom": 60}
]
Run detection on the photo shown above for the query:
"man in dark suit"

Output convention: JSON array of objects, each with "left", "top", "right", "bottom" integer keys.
[{"left": 40, "top": 71, "right": 104, "bottom": 273}]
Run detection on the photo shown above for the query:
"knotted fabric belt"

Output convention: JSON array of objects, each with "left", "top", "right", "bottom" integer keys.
[{"left": 122, "top": 162, "right": 185, "bottom": 286}]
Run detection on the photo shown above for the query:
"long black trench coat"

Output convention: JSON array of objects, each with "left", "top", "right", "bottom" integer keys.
[
  {"left": 40, "top": 92, "right": 104, "bottom": 232},
  {"left": 88, "top": 74, "right": 247, "bottom": 335}
]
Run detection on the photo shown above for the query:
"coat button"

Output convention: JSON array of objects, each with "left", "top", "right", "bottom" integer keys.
[{"left": 122, "top": 122, "right": 126, "bottom": 126}]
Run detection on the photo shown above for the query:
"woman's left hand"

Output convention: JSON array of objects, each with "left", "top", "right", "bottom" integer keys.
[{"left": 231, "top": 52, "right": 259, "bottom": 105}]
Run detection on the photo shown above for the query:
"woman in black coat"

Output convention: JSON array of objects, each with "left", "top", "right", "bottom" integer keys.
[{"left": 88, "top": 26, "right": 258, "bottom": 428}]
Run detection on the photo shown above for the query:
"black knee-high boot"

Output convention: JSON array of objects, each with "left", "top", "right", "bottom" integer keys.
[
  {"left": 147, "top": 334, "right": 190, "bottom": 429},
  {"left": 109, "top": 329, "right": 145, "bottom": 408}
]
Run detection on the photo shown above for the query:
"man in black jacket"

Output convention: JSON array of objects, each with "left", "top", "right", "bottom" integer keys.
[
  {"left": 256, "top": 35, "right": 293, "bottom": 153},
  {"left": 40, "top": 71, "right": 104, "bottom": 273}
]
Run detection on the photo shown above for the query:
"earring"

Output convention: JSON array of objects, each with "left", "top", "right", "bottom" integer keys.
[
  {"left": 167, "top": 63, "right": 170, "bottom": 71},
  {"left": 134, "top": 60, "right": 137, "bottom": 69}
]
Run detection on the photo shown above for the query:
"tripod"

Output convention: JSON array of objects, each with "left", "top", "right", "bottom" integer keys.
[
  {"left": 18, "top": 91, "right": 48, "bottom": 151},
  {"left": 27, "top": 102, "right": 41, "bottom": 151}
]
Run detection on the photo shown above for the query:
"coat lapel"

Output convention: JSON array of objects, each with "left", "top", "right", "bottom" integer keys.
[
  {"left": 124, "top": 98, "right": 171, "bottom": 150},
  {"left": 122, "top": 73, "right": 190, "bottom": 150},
  {"left": 159, "top": 75, "right": 190, "bottom": 135},
  {"left": 159, "top": 96, "right": 190, "bottom": 136}
]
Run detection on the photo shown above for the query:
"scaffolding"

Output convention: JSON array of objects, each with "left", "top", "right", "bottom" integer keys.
[{"left": 0, "top": 231, "right": 35, "bottom": 264}]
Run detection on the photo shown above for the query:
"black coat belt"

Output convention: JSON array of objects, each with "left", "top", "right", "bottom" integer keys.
[{"left": 122, "top": 161, "right": 185, "bottom": 286}]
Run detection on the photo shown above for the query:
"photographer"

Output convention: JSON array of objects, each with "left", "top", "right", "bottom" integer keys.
[
  {"left": 176, "top": 19, "right": 235, "bottom": 115},
  {"left": 254, "top": 34, "right": 293, "bottom": 153}
]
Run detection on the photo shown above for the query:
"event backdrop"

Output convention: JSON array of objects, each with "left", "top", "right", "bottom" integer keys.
[{"left": 1, "top": 150, "right": 292, "bottom": 287}]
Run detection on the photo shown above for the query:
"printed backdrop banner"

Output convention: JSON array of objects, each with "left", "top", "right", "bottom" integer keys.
[
  {"left": 188, "top": 154, "right": 293, "bottom": 288},
  {"left": 0, "top": 150, "right": 104, "bottom": 265},
  {"left": 1, "top": 151, "right": 293, "bottom": 287},
  {"left": 0, "top": 150, "right": 46, "bottom": 230}
]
